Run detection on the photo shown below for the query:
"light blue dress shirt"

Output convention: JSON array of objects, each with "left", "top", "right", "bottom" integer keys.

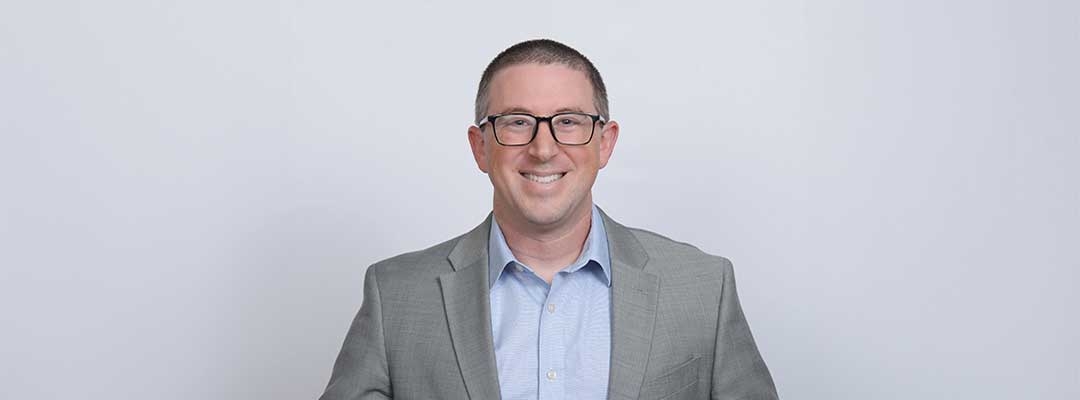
[{"left": 488, "top": 205, "right": 612, "bottom": 400}]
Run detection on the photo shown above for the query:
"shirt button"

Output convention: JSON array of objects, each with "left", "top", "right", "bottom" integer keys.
[
  {"left": 546, "top": 369, "right": 557, "bottom": 381},
  {"left": 547, "top": 303, "right": 556, "bottom": 314}
]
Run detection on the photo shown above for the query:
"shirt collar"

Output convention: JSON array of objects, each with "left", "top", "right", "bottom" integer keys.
[{"left": 488, "top": 205, "right": 612, "bottom": 288}]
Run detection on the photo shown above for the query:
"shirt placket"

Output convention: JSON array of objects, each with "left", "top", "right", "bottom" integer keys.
[{"left": 537, "top": 273, "right": 566, "bottom": 400}]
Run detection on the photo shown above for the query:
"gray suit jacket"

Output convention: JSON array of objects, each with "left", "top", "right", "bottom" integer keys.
[{"left": 321, "top": 210, "right": 778, "bottom": 399}]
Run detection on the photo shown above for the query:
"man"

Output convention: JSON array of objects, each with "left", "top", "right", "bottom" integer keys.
[{"left": 320, "top": 39, "right": 778, "bottom": 400}]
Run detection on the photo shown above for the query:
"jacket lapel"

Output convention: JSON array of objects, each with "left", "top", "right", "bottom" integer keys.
[
  {"left": 440, "top": 214, "right": 501, "bottom": 399},
  {"left": 601, "top": 210, "right": 659, "bottom": 400}
]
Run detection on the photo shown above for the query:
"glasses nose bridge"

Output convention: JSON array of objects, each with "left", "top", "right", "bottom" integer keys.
[{"left": 533, "top": 115, "right": 559, "bottom": 142}]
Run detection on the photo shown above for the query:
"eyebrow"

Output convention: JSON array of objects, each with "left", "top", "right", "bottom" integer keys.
[{"left": 493, "top": 106, "right": 590, "bottom": 115}]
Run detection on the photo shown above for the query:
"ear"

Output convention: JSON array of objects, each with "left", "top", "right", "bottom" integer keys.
[
  {"left": 467, "top": 125, "right": 490, "bottom": 174},
  {"left": 596, "top": 120, "right": 619, "bottom": 169}
]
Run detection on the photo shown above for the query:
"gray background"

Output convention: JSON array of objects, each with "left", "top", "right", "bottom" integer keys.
[{"left": 2, "top": 0, "right": 1077, "bottom": 399}]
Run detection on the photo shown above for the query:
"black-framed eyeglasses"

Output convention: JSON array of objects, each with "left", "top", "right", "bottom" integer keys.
[{"left": 477, "top": 112, "right": 605, "bottom": 146}]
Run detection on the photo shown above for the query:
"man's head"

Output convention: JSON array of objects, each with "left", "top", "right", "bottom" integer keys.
[{"left": 468, "top": 39, "right": 619, "bottom": 234}]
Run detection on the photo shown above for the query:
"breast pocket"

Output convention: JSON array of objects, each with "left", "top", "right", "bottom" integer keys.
[{"left": 638, "top": 355, "right": 700, "bottom": 400}]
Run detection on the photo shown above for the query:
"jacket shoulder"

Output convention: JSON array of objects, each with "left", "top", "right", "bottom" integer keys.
[
  {"left": 365, "top": 231, "right": 464, "bottom": 281},
  {"left": 624, "top": 226, "right": 733, "bottom": 280}
]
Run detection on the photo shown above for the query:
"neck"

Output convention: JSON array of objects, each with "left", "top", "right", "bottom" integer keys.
[{"left": 494, "top": 202, "right": 593, "bottom": 283}]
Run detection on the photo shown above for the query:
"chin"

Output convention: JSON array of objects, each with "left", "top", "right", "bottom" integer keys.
[
  {"left": 518, "top": 198, "right": 591, "bottom": 228},
  {"left": 519, "top": 207, "right": 568, "bottom": 227}
]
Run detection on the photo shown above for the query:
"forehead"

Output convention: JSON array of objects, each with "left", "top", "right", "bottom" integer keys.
[{"left": 487, "top": 63, "right": 594, "bottom": 114}]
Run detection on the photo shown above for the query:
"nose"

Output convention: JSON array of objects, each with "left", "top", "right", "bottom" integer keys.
[{"left": 526, "top": 120, "right": 559, "bottom": 161}]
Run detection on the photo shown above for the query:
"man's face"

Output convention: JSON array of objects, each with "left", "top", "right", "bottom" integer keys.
[{"left": 468, "top": 63, "right": 619, "bottom": 231}]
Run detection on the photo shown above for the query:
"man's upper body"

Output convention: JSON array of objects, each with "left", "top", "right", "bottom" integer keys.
[
  {"left": 320, "top": 39, "right": 777, "bottom": 399},
  {"left": 321, "top": 207, "right": 775, "bottom": 400}
]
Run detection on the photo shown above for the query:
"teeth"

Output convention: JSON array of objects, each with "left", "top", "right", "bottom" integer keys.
[{"left": 522, "top": 172, "right": 565, "bottom": 184}]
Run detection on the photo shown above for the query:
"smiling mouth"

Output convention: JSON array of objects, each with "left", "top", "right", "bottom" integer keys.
[{"left": 521, "top": 172, "right": 566, "bottom": 184}]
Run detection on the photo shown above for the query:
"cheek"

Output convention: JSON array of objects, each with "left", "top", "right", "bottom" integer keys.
[
  {"left": 490, "top": 149, "right": 521, "bottom": 171},
  {"left": 570, "top": 149, "right": 603, "bottom": 168},
  {"left": 483, "top": 145, "right": 502, "bottom": 170}
]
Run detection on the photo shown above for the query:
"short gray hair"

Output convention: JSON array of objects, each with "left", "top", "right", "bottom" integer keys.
[{"left": 474, "top": 39, "right": 609, "bottom": 125}]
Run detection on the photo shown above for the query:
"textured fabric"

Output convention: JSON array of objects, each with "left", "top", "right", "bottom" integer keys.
[
  {"left": 487, "top": 206, "right": 611, "bottom": 400},
  {"left": 319, "top": 208, "right": 779, "bottom": 400}
]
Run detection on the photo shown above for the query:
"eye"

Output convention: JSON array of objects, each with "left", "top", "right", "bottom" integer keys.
[
  {"left": 496, "top": 115, "right": 535, "bottom": 129},
  {"left": 556, "top": 115, "right": 587, "bottom": 126}
]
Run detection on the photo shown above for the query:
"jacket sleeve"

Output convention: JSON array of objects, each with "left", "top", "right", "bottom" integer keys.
[
  {"left": 711, "top": 257, "right": 779, "bottom": 400},
  {"left": 320, "top": 266, "right": 392, "bottom": 400}
]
